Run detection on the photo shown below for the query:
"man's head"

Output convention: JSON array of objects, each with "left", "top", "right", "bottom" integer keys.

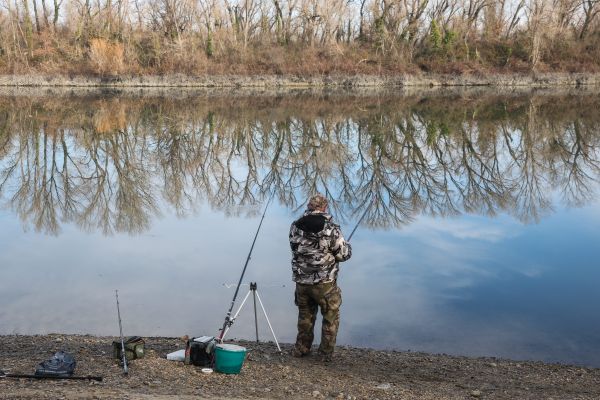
[{"left": 307, "top": 193, "right": 328, "bottom": 212}]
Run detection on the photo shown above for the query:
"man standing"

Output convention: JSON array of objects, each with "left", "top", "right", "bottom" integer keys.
[{"left": 289, "top": 194, "right": 352, "bottom": 361}]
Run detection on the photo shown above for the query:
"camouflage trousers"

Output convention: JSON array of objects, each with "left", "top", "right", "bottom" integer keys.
[{"left": 294, "top": 281, "right": 342, "bottom": 356}]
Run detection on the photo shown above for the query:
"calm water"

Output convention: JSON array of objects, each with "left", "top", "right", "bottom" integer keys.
[{"left": 1, "top": 88, "right": 600, "bottom": 367}]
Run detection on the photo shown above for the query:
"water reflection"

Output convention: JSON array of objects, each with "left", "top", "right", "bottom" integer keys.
[{"left": 1, "top": 90, "right": 600, "bottom": 235}]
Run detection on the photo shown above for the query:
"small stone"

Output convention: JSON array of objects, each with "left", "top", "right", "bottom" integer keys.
[
  {"left": 376, "top": 383, "right": 391, "bottom": 390},
  {"left": 471, "top": 390, "right": 481, "bottom": 397},
  {"left": 312, "top": 390, "right": 321, "bottom": 397},
  {"left": 489, "top": 362, "right": 497, "bottom": 367}
]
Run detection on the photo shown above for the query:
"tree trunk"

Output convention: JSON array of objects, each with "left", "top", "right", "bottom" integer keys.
[
  {"left": 21, "top": 0, "right": 34, "bottom": 54},
  {"left": 40, "top": 0, "right": 50, "bottom": 29},
  {"left": 32, "top": 0, "right": 41, "bottom": 33},
  {"left": 53, "top": 0, "right": 60, "bottom": 28}
]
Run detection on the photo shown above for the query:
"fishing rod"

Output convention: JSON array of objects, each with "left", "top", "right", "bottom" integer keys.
[
  {"left": 218, "top": 192, "right": 275, "bottom": 341},
  {"left": 347, "top": 195, "right": 376, "bottom": 242},
  {"left": 0, "top": 370, "right": 103, "bottom": 382},
  {"left": 115, "top": 290, "right": 128, "bottom": 375}
]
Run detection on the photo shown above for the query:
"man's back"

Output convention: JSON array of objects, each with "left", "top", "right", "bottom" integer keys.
[{"left": 289, "top": 209, "right": 352, "bottom": 284}]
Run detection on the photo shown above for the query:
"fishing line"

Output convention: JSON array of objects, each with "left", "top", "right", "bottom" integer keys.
[{"left": 347, "top": 194, "right": 376, "bottom": 241}]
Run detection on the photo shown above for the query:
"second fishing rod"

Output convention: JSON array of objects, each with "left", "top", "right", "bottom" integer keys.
[{"left": 217, "top": 192, "right": 275, "bottom": 341}]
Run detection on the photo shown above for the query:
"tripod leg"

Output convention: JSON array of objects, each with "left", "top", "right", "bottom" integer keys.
[
  {"left": 221, "top": 289, "right": 252, "bottom": 341},
  {"left": 255, "top": 291, "right": 282, "bottom": 352},
  {"left": 252, "top": 289, "right": 259, "bottom": 342}
]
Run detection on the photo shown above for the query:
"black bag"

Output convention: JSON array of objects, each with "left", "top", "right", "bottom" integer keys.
[
  {"left": 35, "top": 351, "right": 76, "bottom": 377},
  {"left": 184, "top": 336, "right": 215, "bottom": 367},
  {"left": 112, "top": 336, "right": 145, "bottom": 361}
]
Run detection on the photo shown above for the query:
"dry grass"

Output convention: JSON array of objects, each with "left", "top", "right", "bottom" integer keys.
[{"left": 89, "top": 39, "right": 125, "bottom": 76}]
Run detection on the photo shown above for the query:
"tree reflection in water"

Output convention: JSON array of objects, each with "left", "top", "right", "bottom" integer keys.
[{"left": 0, "top": 90, "right": 599, "bottom": 235}]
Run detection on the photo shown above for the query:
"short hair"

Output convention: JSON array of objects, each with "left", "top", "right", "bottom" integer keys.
[{"left": 307, "top": 193, "right": 328, "bottom": 211}]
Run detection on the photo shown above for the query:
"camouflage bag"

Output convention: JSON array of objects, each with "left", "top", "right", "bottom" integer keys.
[{"left": 112, "top": 336, "right": 145, "bottom": 361}]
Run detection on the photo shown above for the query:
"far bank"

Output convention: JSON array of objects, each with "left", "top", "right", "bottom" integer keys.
[{"left": 1, "top": 73, "right": 600, "bottom": 88}]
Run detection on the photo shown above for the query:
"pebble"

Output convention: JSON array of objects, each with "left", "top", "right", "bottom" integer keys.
[
  {"left": 489, "top": 362, "right": 498, "bottom": 367},
  {"left": 376, "top": 383, "right": 391, "bottom": 390},
  {"left": 471, "top": 389, "right": 482, "bottom": 397},
  {"left": 312, "top": 390, "right": 321, "bottom": 397}
]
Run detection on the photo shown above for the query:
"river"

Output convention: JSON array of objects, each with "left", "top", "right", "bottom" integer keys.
[{"left": 0, "top": 87, "right": 599, "bottom": 367}]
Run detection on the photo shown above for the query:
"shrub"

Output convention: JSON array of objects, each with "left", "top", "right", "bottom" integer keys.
[
  {"left": 89, "top": 38, "right": 125, "bottom": 76},
  {"left": 430, "top": 20, "right": 442, "bottom": 51},
  {"left": 443, "top": 30, "right": 457, "bottom": 49}
]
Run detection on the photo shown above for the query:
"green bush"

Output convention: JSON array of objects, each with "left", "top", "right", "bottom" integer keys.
[
  {"left": 430, "top": 20, "right": 442, "bottom": 51},
  {"left": 443, "top": 30, "right": 456, "bottom": 49}
]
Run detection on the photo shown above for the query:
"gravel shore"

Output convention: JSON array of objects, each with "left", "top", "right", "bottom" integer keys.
[
  {"left": 0, "top": 73, "right": 600, "bottom": 88},
  {"left": 1, "top": 335, "right": 599, "bottom": 399}
]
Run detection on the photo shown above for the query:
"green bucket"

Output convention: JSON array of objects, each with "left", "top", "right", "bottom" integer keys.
[{"left": 214, "top": 344, "right": 247, "bottom": 374}]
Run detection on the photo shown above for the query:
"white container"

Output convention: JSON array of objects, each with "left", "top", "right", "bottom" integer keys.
[{"left": 166, "top": 349, "right": 186, "bottom": 361}]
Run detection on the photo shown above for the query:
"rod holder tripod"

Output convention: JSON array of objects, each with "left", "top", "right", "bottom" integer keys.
[{"left": 220, "top": 282, "right": 281, "bottom": 352}]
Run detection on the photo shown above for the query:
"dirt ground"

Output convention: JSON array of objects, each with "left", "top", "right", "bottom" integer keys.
[{"left": 1, "top": 335, "right": 599, "bottom": 400}]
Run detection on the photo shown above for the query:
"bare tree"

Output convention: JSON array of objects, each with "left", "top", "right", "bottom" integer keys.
[
  {"left": 429, "top": 0, "right": 460, "bottom": 31},
  {"left": 149, "top": 0, "right": 195, "bottom": 39},
  {"left": 579, "top": 0, "right": 600, "bottom": 39},
  {"left": 53, "top": 0, "right": 63, "bottom": 27},
  {"left": 526, "top": 0, "right": 549, "bottom": 69}
]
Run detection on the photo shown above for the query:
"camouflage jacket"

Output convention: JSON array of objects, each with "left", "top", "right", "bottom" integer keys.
[{"left": 289, "top": 210, "right": 352, "bottom": 284}]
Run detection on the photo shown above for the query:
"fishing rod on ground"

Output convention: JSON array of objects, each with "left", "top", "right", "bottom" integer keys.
[
  {"left": 217, "top": 192, "right": 276, "bottom": 342},
  {"left": 0, "top": 370, "right": 103, "bottom": 382},
  {"left": 115, "top": 289, "right": 128, "bottom": 375}
]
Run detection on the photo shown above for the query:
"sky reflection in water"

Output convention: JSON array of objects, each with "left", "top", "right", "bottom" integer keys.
[{"left": 0, "top": 89, "right": 600, "bottom": 367}]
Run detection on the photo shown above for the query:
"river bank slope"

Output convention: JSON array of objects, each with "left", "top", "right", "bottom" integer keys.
[{"left": 0, "top": 334, "right": 599, "bottom": 400}]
